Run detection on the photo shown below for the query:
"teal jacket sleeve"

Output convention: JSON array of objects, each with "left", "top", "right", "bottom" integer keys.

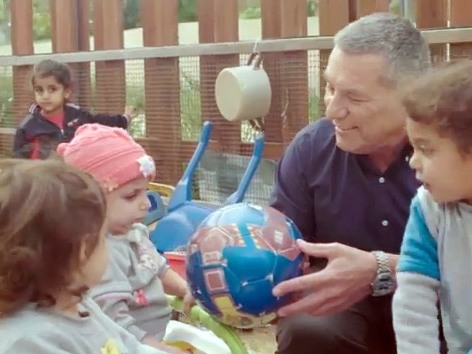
[{"left": 397, "top": 195, "right": 440, "bottom": 281}]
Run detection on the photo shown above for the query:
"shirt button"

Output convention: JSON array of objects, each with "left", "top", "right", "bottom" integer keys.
[
  {"left": 379, "top": 177, "right": 385, "bottom": 184},
  {"left": 381, "top": 220, "right": 389, "bottom": 227}
]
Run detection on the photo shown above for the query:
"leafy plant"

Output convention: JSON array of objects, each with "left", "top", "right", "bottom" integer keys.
[
  {"left": 32, "top": 10, "right": 50, "bottom": 41},
  {"left": 307, "top": 0, "right": 318, "bottom": 16},
  {"left": 239, "top": 6, "right": 261, "bottom": 20},
  {"left": 309, "top": 88, "right": 321, "bottom": 122},
  {"left": 179, "top": 0, "right": 198, "bottom": 23},
  {"left": 123, "top": 0, "right": 140, "bottom": 29},
  {"left": 389, "top": 0, "right": 402, "bottom": 15},
  {"left": 0, "top": 72, "right": 13, "bottom": 128},
  {"left": 126, "top": 81, "right": 146, "bottom": 138},
  {"left": 240, "top": 1, "right": 318, "bottom": 20},
  {"left": 180, "top": 73, "right": 201, "bottom": 141}
]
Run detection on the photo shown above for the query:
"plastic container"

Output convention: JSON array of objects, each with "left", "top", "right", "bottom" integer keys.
[{"left": 165, "top": 252, "right": 187, "bottom": 279}]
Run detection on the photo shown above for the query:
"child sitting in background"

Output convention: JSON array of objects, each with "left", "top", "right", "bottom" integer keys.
[
  {"left": 0, "top": 159, "right": 169, "bottom": 354},
  {"left": 13, "top": 59, "right": 136, "bottom": 160},
  {"left": 393, "top": 60, "right": 472, "bottom": 354},
  {"left": 58, "top": 124, "right": 193, "bottom": 354}
]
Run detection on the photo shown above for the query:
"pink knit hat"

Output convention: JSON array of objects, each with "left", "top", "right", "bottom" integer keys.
[{"left": 57, "top": 124, "right": 156, "bottom": 192}]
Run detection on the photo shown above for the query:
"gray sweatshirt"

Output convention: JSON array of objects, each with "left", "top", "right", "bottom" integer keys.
[
  {"left": 89, "top": 223, "right": 172, "bottom": 341},
  {"left": 394, "top": 187, "right": 472, "bottom": 354},
  {"left": 0, "top": 296, "right": 167, "bottom": 354}
]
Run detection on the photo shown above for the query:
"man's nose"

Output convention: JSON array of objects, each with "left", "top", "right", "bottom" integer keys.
[{"left": 325, "top": 94, "right": 348, "bottom": 121}]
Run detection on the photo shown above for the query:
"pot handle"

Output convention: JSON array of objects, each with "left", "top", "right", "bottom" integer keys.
[{"left": 246, "top": 51, "right": 263, "bottom": 69}]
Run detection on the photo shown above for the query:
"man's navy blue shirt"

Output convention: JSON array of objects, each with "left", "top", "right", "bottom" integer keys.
[{"left": 270, "top": 118, "right": 420, "bottom": 254}]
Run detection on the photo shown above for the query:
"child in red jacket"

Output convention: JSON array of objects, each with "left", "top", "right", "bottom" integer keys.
[{"left": 13, "top": 59, "right": 136, "bottom": 159}]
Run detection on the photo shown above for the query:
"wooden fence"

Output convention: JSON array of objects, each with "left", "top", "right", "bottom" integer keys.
[{"left": 1, "top": 0, "right": 472, "bottom": 185}]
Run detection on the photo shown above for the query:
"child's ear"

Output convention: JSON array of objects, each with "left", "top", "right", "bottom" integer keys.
[
  {"left": 79, "top": 240, "right": 88, "bottom": 265},
  {"left": 64, "top": 87, "right": 72, "bottom": 100}
]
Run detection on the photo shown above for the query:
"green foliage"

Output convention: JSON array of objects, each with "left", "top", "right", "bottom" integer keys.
[
  {"left": 239, "top": 6, "right": 261, "bottom": 20},
  {"left": 125, "top": 81, "right": 146, "bottom": 138},
  {"left": 123, "top": 0, "right": 140, "bottom": 30},
  {"left": 180, "top": 74, "right": 201, "bottom": 141},
  {"left": 0, "top": 72, "right": 14, "bottom": 128},
  {"left": 307, "top": 0, "right": 318, "bottom": 16},
  {"left": 33, "top": 11, "right": 50, "bottom": 41},
  {"left": 308, "top": 87, "right": 321, "bottom": 122},
  {"left": 122, "top": 0, "right": 200, "bottom": 25},
  {"left": 0, "top": 1, "right": 9, "bottom": 44},
  {"left": 179, "top": 0, "right": 198, "bottom": 23},
  {"left": 389, "top": 0, "right": 402, "bottom": 15},
  {"left": 240, "top": 1, "right": 318, "bottom": 20}
]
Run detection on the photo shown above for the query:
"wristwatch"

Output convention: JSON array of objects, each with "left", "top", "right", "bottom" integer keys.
[{"left": 371, "top": 251, "right": 395, "bottom": 297}]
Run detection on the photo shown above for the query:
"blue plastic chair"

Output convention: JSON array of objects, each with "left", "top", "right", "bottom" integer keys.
[{"left": 150, "top": 121, "right": 265, "bottom": 253}]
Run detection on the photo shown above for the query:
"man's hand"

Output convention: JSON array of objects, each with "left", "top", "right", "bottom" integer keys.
[{"left": 272, "top": 239, "right": 377, "bottom": 317}]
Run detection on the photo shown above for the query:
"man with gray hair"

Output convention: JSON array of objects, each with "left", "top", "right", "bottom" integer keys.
[{"left": 270, "top": 13, "right": 431, "bottom": 353}]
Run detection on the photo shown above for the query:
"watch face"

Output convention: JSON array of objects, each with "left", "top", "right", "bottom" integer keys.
[{"left": 372, "top": 274, "right": 395, "bottom": 296}]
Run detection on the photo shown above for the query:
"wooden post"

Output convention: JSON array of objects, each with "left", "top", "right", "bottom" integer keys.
[
  {"left": 50, "top": 0, "right": 77, "bottom": 53},
  {"left": 318, "top": 0, "right": 350, "bottom": 115},
  {"left": 49, "top": 0, "right": 90, "bottom": 107},
  {"left": 279, "top": 0, "right": 309, "bottom": 143},
  {"left": 10, "top": 0, "right": 34, "bottom": 124},
  {"left": 93, "top": 0, "right": 125, "bottom": 114},
  {"left": 318, "top": 0, "right": 351, "bottom": 36},
  {"left": 141, "top": 0, "right": 181, "bottom": 185},
  {"left": 260, "top": 0, "right": 283, "bottom": 143},
  {"left": 450, "top": 0, "right": 472, "bottom": 60},
  {"left": 356, "top": 0, "right": 389, "bottom": 18},
  {"left": 4, "top": 0, "right": 33, "bottom": 156},
  {"left": 76, "top": 0, "right": 92, "bottom": 108},
  {"left": 416, "top": 0, "right": 447, "bottom": 64},
  {"left": 198, "top": 0, "right": 240, "bottom": 154}
]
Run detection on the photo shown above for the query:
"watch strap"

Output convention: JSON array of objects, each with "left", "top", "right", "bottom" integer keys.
[{"left": 371, "top": 250, "right": 395, "bottom": 296}]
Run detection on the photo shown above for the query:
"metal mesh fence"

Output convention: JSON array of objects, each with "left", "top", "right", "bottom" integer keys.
[
  {"left": 1, "top": 34, "right": 472, "bottom": 203},
  {"left": 0, "top": 44, "right": 325, "bottom": 204}
]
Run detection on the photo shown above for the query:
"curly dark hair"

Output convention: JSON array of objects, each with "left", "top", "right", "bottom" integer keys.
[
  {"left": 402, "top": 59, "right": 472, "bottom": 155},
  {"left": 0, "top": 159, "right": 106, "bottom": 315}
]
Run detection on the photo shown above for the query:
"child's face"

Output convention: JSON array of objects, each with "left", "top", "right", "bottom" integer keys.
[
  {"left": 79, "top": 223, "right": 109, "bottom": 288},
  {"left": 106, "top": 176, "right": 150, "bottom": 235},
  {"left": 407, "top": 118, "right": 472, "bottom": 203},
  {"left": 33, "top": 75, "right": 71, "bottom": 115}
]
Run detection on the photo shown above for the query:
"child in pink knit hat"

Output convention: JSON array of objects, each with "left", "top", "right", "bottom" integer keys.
[{"left": 57, "top": 123, "right": 192, "bottom": 354}]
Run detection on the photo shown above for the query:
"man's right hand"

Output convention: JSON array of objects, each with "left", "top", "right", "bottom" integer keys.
[{"left": 272, "top": 240, "right": 378, "bottom": 317}]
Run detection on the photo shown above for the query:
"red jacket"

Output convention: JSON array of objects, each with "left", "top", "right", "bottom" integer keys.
[{"left": 13, "top": 103, "right": 129, "bottom": 159}]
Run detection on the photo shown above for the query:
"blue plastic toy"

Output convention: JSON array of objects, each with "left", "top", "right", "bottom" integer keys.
[
  {"left": 149, "top": 121, "right": 265, "bottom": 253},
  {"left": 143, "top": 190, "right": 166, "bottom": 226}
]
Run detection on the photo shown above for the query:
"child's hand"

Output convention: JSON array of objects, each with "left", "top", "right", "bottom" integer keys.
[
  {"left": 182, "top": 291, "right": 195, "bottom": 316},
  {"left": 67, "top": 118, "right": 80, "bottom": 128},
  {"left": 124, "top": 106, "right": 138, "bottom": 122}
]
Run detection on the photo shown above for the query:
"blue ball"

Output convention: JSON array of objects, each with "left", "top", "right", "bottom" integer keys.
[{"left": 186, "top": 203, "right": 303, "bottom": 328}]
